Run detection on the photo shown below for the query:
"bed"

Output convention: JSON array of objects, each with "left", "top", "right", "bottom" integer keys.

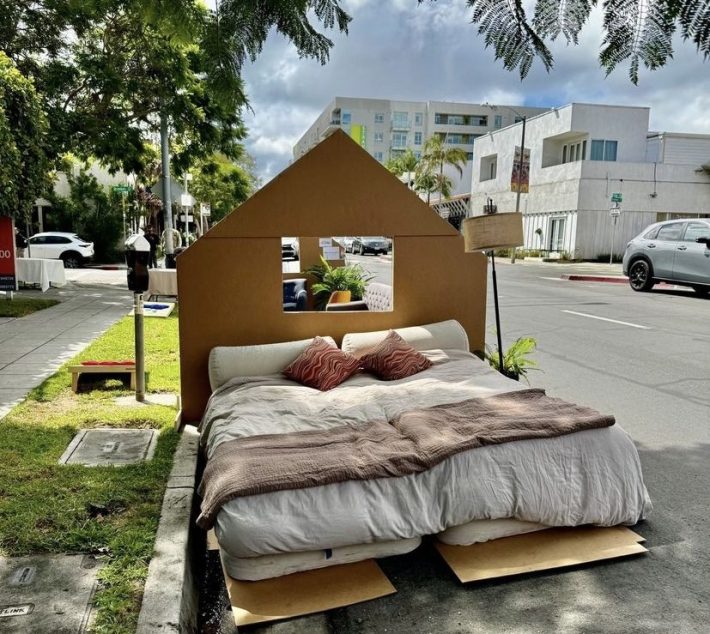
[{"left": 198, "top": 321, "right": 651, "bottom": 580}]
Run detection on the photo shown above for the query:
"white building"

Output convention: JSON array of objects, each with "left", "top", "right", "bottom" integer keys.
[
  {"left": 294, "top": 97, "right": 548, "bottom": 197},
  {"left": 469, "top": 103, "right": 710, "bottom": 259}
]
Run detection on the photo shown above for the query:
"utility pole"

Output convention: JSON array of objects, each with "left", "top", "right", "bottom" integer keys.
[
  {"left": 160, "top": 110, "right": 176, "bottom": 269},
  {"left": 511, "top": 115, "right": 526, "bottom": 264}
]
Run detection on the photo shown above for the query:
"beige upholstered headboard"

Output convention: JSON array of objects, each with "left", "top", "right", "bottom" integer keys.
[{"left": 177, "top": 131, "right": 487, "bottom": 422}]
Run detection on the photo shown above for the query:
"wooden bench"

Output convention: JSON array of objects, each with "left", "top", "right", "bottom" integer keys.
[{"left": 70, "top": 363, "right": 136, "bottom": 393}]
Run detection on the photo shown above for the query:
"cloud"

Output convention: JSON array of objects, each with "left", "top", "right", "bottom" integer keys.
[{"left": 240, "top": 1, "right": 710, "bottom": 183}]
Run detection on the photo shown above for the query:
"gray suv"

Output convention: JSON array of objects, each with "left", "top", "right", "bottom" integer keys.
[{"left": 622, "top": 219, "right": 710, "bottom": 295}]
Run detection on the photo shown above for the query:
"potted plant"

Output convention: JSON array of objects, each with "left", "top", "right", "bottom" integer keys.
[
  {"left": 485, "top": 336, "right": 539, "bottom": 382},
  {"left": 306, "top": 257, "right": 374, "bottom": 310}
]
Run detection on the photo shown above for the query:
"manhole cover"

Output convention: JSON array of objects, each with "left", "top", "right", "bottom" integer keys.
[
  {"left": 0, "top": 554, "right": 100, "bottom": 633},
  {"left": 59, "top": 429, "right": 158, "bottom": 466}
]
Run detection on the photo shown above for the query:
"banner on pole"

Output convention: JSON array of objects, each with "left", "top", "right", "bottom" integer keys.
[
  {"left": 0, "top": 216, "right": 17, "bottom": 291},
  {"left": 510, "top": 146, "right": 530, "bottom": 193}
]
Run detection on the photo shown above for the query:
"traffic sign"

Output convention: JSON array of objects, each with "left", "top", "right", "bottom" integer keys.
[
  {"left": 112, "top": 185, "right": 132, "bottom": 195},
  {"left": 611, "top": 192, "right": 622, "bottom": 203},
  {"left": 610, "top": 208, "right": 621, "bottom": 218}
]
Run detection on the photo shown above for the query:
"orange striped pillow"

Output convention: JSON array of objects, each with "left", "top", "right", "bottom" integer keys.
[
  {"left": 283, "top": 337, "right": 360, "bottom": 391},
  {"left": 358, "top": 331, "right": 433, "bottom": 380}
]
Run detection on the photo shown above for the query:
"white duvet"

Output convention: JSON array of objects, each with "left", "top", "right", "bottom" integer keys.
[{"left": 200, "top": 350, "right": 651, "bottom": 559}]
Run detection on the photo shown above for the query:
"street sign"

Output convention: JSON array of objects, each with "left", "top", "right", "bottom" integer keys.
[
  {"left": 112, "top": 185, "right": 132, "bottom": 195},
  {"left": 610, "top": 208, "right": 621, "bottom": 218},
  {"left": 611, "top": 192, "right": 622, "bottom": 203}
]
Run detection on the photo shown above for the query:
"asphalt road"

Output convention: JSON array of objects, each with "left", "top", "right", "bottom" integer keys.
[{"left": 204, "top": 262, "right": 710, "bottom": 634}]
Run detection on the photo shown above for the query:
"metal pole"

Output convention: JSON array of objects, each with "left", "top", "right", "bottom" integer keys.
[
  {"left": 134, "top": 292, "right": 145, "bottom": 402},
  {"left": 511, "top": 115, "right": 526, "bottom": 264},
  {"left": 490, "top": 251, "right": 505, "bottom": 375},
  {"left": 610, "top": 215, "right": 618, "bottom": 264},
  {"left": 160, "top": 111, "right": 175, "bottom": 268}
]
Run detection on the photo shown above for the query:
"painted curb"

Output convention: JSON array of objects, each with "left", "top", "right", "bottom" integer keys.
[
  {"left": 561, "top": 274, "right": 628, "bottom": 284},
  {"left": 136, "top": 426, "right": 201, "bottom": 634}
]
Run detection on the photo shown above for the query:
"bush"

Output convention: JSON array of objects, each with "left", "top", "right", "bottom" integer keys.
[{"left": 47, "top": 166, "right": 125, "bottom": 262}]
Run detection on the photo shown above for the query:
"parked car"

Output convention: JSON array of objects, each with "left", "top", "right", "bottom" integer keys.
[
  {"left": 337, "top": 237, "right": 355, "bottom": 253},
  {"left": 26, "top": 232, "right": 94, "bottom": 268},
  {"left": 281, "top": 237, "right": 299, "bottom": 260},
  {"left": 622, "top": 218, "right": 710, "bottom": 295},
  {"left": 351, "top": 236, "right": 389, "bottom": 256}
]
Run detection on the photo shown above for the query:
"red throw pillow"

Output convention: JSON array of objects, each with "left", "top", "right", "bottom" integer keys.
[
  {"left": 358, "top": 330, "right": 433, "bottom": 381},
  {"left": 283, "top": 337, "right": 360, "bottom": 391}
]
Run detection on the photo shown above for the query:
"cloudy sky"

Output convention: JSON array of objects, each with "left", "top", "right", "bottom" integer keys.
[{"left": 240, "top": 0, "right": 710, "bottom": 183}]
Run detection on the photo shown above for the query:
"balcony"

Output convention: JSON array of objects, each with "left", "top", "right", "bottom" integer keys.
[{"left": 391, "top": 120, "right": 411, "bottom": 131}]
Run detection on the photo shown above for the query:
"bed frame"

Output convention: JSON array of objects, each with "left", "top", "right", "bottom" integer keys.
[{"left": 177, "top": 131, "right": 487, "bottom": 422}]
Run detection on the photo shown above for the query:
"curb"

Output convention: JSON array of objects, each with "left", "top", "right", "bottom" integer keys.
[
  {"left": 561, "top": 274, "right": 628, "bottom": 284},
  {"left": 136, "top": 426, "right": 201, "bottom": 634},
  {"left": 86, "top": 265, "right": 127, "bottom": 270}
]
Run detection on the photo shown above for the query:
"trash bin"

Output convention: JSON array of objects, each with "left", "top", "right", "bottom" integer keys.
[{"left": 125, "top": 234, "right": 151, "bottom": 292}]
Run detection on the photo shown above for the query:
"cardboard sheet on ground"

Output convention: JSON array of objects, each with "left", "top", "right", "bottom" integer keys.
[
  {"left": 435, "top": 526, "right": 647, "bottom": 583},
  {"left": 218, "top": 549, "right": 395, "bottom": 627},
  {"left": 129, "top": 302, "right": 175, "bottom": 318}
]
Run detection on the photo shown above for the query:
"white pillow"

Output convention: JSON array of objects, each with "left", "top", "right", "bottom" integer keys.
[
  {"left": 341, "top": 319, "right": 469, "bottom": 355},
  {"left": 208, "top": 337, "right": 336, "bottom": 390}
]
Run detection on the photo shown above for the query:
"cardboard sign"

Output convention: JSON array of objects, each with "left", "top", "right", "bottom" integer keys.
[{"left": 0, "top": 216, "right": 17, "bottom": 291}]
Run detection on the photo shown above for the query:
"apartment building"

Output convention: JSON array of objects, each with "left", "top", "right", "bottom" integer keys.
[
  {"left": 469, "top": 103, "right": 710, "bottom": 259},
  {"left": 294, "top": 97, "right": 548, "bottom": 196}
]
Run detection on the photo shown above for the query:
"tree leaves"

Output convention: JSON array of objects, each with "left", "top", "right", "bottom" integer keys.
[
  {"left": 467, "top": 0, "right": 554, "bottom": 78},
  {"left": 600, "top": 0, "right": 677, "bottom": 83},
  {"left": 424, "top": 0, "right": 707, "bottom": 83}
]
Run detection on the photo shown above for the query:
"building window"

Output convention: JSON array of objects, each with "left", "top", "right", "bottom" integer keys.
[
  {"left": 341, "top": 111, "right": 351, "bottom": 125},
  {"left": 392, "top": 131, "right": 408, "bottom": 147},
  {"left": 374, "top": 112, "right": 384, "bottom": 124},
  {"left": 471, "top": 115, "right": 488, "bottom": 126},
  {"left": 435, "top": 113, "right": 446, "bottom": 124},
  {"left": 415, "top": 112, "right": 423, "bottom": 126},
  {"left": 374, "top": 151, "right": 383, "bottom": 162},
  {"left": 414, "top": 151, "right": 421, "bottom": 160},
  {"left": 467, "top": 152, "right": 474, "bottom": 160},
  {"left": 480, "top": 154, "right": 497, "bottom": 181},
  {"left": 374, "top": 132, "right": 384, "bottom": 143},
  {"left": 494, "top": 115, "right": 503, "bottom": 129},
  {"left": 414, "top": 131, "right": 422, "bottom": 145},
  {"left": 392, "top": 111, "right": 409, "bottom": 128},
  {"left": 562, "top": 145, "right": 567, "bottom": 163},
  {"left": 591, "top": 139, "right": 618, "bottom": 161},
  {"left": 582, "top": 140, "right": 587, "bottom": 160}
]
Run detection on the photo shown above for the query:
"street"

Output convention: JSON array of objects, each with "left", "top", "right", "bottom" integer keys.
[{"left": 258, "top": 259, "right": 710, "bottom": 633}]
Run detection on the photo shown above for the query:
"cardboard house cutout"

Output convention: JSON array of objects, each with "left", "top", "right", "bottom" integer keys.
[{"left": 177, "top": 130, "right": 487, "bottom": 421}]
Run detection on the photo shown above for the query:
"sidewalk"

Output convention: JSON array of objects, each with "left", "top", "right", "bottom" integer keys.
[
  {"left": 0, "top": 282, "right": 132, "bottom": 419},
  {"left": 498, "top": 258, "right": 627, "bottom": 282}
]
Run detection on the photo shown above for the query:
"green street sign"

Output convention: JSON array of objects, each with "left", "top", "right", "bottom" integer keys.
[
  {"left": 611, "top": 192, "right": 622, "bottom": 203},
  {"left": 112, "top": 185, "right": 132, "bottom": 195}
]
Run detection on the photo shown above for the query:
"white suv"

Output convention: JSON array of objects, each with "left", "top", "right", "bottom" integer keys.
[{"left": 26, "top": 232, "right": 95, "bottom": 268}]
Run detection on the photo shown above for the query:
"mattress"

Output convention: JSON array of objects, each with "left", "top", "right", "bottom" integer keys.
[
  {"left": 221, "top": 537, "right": 421, "bottom": 581},
  {"left": 203, "top": 349, "right": 651, "bottom": 565}
]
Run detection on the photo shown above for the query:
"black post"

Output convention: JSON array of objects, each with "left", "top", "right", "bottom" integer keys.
[
  {"left": 134, "top": 292, "right": 145, "bottom": 402},
  {"left": 490, "top": 251, "right": 504, "bottom": 374}
]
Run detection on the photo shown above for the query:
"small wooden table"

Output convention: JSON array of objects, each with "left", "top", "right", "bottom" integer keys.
[{"left": 70, "top": 364, "right": 136, "bottom": 392}]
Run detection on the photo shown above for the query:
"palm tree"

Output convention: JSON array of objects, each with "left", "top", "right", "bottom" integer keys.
[
  {"left": 419, "top": 135, "right": 467, "bottom": 203},
  {"left": 386, "top": 149, "right": 419, "bottom": 189}
]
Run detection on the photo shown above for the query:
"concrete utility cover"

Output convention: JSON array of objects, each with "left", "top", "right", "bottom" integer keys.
[
  {"left": 59, "top": 429, "right": 158, "bottom": 466},
  {"left": 0, "top": 554, "right": 100, "bottom": 633}
]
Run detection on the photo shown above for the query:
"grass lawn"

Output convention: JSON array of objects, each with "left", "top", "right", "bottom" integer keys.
[
  {"left": 0, "top": 310, "right": 181, "bottom": 633},
  {"left": 0, "top": 296, "right": 60, "bottom": 317}
]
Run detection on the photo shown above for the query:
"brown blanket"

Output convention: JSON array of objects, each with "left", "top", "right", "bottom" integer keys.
[{"left": 197, "top": 389, "right": 614, "bottom": 529}]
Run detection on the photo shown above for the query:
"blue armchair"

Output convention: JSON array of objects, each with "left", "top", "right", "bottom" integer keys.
[{"left": 283, "top": 278, "right": 308, "bottom": 311}]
